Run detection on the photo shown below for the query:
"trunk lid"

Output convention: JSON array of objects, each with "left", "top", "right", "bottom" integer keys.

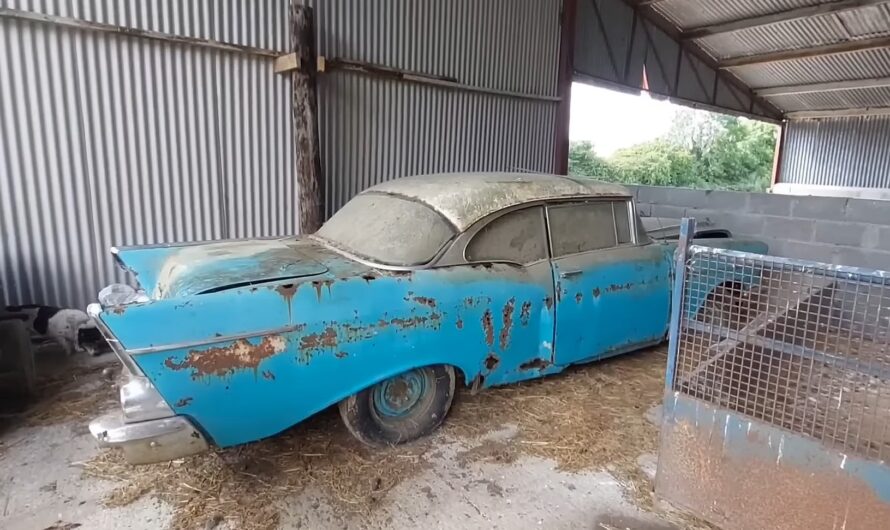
[{"left": 113, "top": 238, "right": 330, "bottom": 299}]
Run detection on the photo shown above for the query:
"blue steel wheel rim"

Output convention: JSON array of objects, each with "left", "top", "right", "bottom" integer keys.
[{"left": 372, "top": 369, "right": 428, "bottom": 418}]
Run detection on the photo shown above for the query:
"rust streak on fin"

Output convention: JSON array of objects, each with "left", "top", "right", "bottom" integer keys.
[
  {"left": 481, "top": 309, "right": 494, "bottom": 347},
  {"left": 499, "top": 298, "right": 515, "bottom": 350}
]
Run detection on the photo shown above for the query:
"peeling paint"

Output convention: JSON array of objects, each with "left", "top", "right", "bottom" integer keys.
[
  {"left": 592, "top": 287, "right": 601, "bottom": 298},
  {"left": 335, "top": 351, "right": 348, "bottom": 359},
  {"left": 262, "top": 370, "right": 276, "bottom": 380},
  {"left": 499, "top": 298, "right": 515, "bottom": 350},
  {"left": 299, "top": 327, "right": 338, "bottom": 351},
  {"left": 411, "top": 295, "right": 437, "bottom": 309},
  {"left": 575, "top": 292, "right": 583, "bottom": 304},
  {"left": 607, "top": 282, "right": 634, "bottom": 292},
  {"left": 520, "top": 301, "right": 532, "bottom": 326},
  {"left": 165, "top": 335, "right": 287, "bottom": 379},
  {"left": 456, "top": 316, "right": 464, "bottom": 329},
  {"left": 484, "top": 353, "right": 500, "bottom": 370},
  {"left": 481, "top": 309, "right": 494, "bottom": 347},
  {"left": 544, "top": 296, "right": 553, "bottom": 310},
  {"left": 175, "top": 397, "right": 193, "bottom": 407},
  {"left": 519, "top": 357, "right": 550, "bottom": 371}
]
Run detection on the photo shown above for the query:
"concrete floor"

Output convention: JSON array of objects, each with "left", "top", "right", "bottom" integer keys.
[
  {"left": 1, "top": 421, "right": 676, "bottom": 530},
  {"left": 0, "top": 354, "right": 684, "bottom": 530}
]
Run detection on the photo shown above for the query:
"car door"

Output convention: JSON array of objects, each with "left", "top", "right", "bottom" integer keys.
[
  {"left": 548, "top": 199, "right": 671, "bottom": 366},
  {"left": 456, "top": 205, "right": 558, "bottom": 384}
]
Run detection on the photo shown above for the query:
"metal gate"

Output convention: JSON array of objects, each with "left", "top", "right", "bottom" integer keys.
[{"left": 657, "top": 219, "right": 890, "bottom": 530}]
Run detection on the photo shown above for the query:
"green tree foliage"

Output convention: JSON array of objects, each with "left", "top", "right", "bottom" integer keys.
[{"left": 568, "top": 108, "right": 778, "bottom": 192}]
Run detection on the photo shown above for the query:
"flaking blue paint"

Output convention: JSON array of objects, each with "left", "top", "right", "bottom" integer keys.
[{"left": 99, "top": 237, "right": 765, "bottom": 448}]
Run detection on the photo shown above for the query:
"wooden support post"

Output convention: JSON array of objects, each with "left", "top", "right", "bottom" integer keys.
[
  {"left": 553, "top": 0, "right": 578, "bottom": 175},
  {"left": 291, "top": 2, "right": 324, "bottom": 233}
]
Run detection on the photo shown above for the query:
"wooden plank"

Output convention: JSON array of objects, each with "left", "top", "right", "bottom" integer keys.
[
  {"left": 756, "top": 76, "right": 890, "bottom": 96},
  {"left": 720, "top": 36, "right": 890, "bottom": 68},
  {"left": 786, "top": 106, "right": 890, "bottom": 119},
  {"left": 679, "top": 277, "right": 836, "bottom": 386},
  {"left": 291, "top": 2, "right": 324, "bottom": 234},
  {"left": 274, "top": 53, "right": 300, "bottom": 74},
  {"left": 0, "top": 6, "right": 279, "bottom": 58},
  {"left": 683, "top": 0, "right": 888, "bottom": 40}
]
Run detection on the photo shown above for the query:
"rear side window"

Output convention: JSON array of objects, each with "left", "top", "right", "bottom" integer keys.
[
  {"left": 548, "top": 200, "right": 634, "bottom": 257},
  {"left": 466, "top": 206, "right": 548, "bottom": 264}
]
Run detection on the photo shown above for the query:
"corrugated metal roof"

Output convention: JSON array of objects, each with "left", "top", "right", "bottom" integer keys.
[
  {"left": 729, "top": 47, "right": 890, "bottom": 87},
  {"left": 644, "top": 0, "right": 890, "bottom": 116},
  {"left": 653, "top": 0, "right": 823, "bottom": 30}
]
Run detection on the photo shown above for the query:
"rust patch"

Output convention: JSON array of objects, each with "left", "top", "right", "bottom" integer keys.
[
  {"left": 520, "top": 301, "right": 532, "bottom": 326},
  {"left": 519, "top": 358, "right": 550, "bottom": 371},
  {"left": 311, "top": 279, "right": 334, "bottom": 300},
  {"left": 499, "top": 298, "right": 515, "bottom": 350},
  {"left": 481, "top": 309, "right": 494, "bottom": 347},
  {"left": 465, "top": 297, "right": 476, "bottom": 307},
  {"left": 174, "top": 397, "right": 193, "bottom": 407},
  {"left": 456, "top": 316, "right": 464, "bottom": 330},
  {"left": 411, "top": 295, "right": 437, "bottom": 309},
  {"left": 544, "top": 296, "right": 553, "bottom": 310},
  {"left": 276, "top": 283, "right": 297, "bottom": 302},
  {"left": 112, "top": 306, "right": 126, "bottom": 315},
  {"left": 391, "top": 314, "right": 438, "bottom": 329},
  {"left": 360, "top": 272, "right": 379, "bottom": 282},
  {"left": 484, "top": 353, "right": 500, "bottom": 371},
  {"left": 575, "top": 292, "right": 583, "bottom": 304},
  {"left": 592, "top": 287, "right": 601, "bottom": 298},
  {"left": 164, "top": 335, "right": 287, "bottom": 379},
  {"left": 299, "top": 327, "right": 338, "bottom": 351},
  {"left": 261, "top": 370, "right": 276, "bottom": 380},
  {"left": 335, "top": 351, "right": 348, "bottom": 359}
]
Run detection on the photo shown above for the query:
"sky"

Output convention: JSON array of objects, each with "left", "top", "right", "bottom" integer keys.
[{"left": 569, "top": 82, "right": 676, "bottom": 157}]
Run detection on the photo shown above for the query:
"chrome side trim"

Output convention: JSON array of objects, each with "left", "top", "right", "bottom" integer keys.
[
  {"left": 88, "top": 303, "right": 144, "bottom": 375},
  {"left": 126, "top": 323, "right": 305, "bottom": 355}
]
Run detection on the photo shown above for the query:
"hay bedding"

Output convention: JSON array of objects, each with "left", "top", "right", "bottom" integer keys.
[{"left": 77, "top": 347, "right": 669, "bottom": 529}]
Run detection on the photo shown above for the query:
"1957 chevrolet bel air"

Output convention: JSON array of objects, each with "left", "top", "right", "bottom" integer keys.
[{"left": 88, "top": 172, "right": 767, "bottom": 464}]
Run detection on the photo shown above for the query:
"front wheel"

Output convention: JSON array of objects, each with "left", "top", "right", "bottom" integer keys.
[{"left": 338, "top": 365, "right": 456, "bottom": 447}]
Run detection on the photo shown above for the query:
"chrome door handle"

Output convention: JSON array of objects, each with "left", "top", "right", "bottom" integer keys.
[{"left": 559, "top": 269, "right": 583, "bottom": 278}]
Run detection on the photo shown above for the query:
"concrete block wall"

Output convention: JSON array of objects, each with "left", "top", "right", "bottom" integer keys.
[{"left": 628, "top": 185, "right": 890, "bottom": 271}]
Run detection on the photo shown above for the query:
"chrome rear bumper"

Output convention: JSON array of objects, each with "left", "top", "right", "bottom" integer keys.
[{"left": 89, "top": 412, "right": 209, "bottom": 465}]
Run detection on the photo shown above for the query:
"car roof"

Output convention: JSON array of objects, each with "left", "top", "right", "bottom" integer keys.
[{"left": 365, "top": 172, "right": 632, "bottom": 231}]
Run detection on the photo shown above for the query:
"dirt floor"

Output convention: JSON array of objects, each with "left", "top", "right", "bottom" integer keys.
[{"left": 0, "top": 345, "right": 706, "bottom": 530}]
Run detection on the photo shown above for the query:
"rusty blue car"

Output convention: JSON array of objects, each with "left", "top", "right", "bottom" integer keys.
[{"left": 88, "top": 173, "right": 767, "bottom": 463}]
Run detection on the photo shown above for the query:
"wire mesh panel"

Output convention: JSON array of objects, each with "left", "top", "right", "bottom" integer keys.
[{"left": 673, "top": 246, "right": 890, "bottom": 462}]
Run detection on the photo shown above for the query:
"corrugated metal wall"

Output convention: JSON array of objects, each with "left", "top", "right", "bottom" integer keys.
[
  {"left": 313, "top": 0, "right": 561, "bottom": 214},
  {"left": 780, "top": 116, "right": 890, "bottom": 189},
  {"left": 0, "top": 0, "right": 294, "bottom": 309},
  {"left": 0, "top": 0, "right": 561, "bottom": 309}
]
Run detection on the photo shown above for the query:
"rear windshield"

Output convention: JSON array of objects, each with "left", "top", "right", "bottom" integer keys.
[{"left": 316, "top": 193, "right": 455, "bottom": 266}]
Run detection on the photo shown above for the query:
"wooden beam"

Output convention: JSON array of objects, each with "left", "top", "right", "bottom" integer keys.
[
  {"left": 720, "top": 36, "right": 890, "bottom": 68},
  {"left": 291, "top": 3, "right": 325, "bottom": 233},
  {"left": 554, "top": 0, "right": 579, "bottom": 175},
  {"left": 683, "top": 0, "right": 888, "bottom": 40},
  {"left": 786, "top": 106, "right": 890, "bottom": 119},
  {"left": 0, "top": 6, "right": 279, "bottom": 58},
  {"left": 756, "top": 76, "right": 890, "bottom": 96}
]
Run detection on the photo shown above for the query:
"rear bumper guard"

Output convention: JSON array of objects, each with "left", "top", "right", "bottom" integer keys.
[{"left": 89, "top": 413, "right": 209, "bottom": 465}]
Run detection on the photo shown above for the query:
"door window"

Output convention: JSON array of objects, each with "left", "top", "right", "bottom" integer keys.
[
  {"left": 549, "top": 200, "right": 633, "bottom": 258},
  {"left": 466, "top": 206, "right": 548, "bottom": 264}
]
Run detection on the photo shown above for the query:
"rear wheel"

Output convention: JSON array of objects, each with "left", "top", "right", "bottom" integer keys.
[{"left": 338, "top": 365, "right": 455, "bottom": 447}]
